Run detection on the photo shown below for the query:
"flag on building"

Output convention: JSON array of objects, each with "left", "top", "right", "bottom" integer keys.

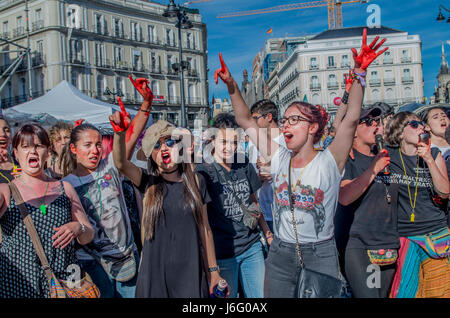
[{"left": 266, "top": 27, "right": 273, "bottom": 34}]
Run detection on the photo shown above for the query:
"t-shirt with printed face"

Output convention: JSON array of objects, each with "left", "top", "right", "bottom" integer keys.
[
  {"left": 387, "top": 146, "right": 447, "bottom": 237},
  {"left": 63, "top": 153, "right": 135, "bottom": 260},
  {"left": 271, "top": 146, "right": 343, "bottom": 244},
  {"left": 343, "top": 149, "right": 400, "bottom": 249},
  {"left": 195, "top": 156, "right": 262, "bottom": 260}
]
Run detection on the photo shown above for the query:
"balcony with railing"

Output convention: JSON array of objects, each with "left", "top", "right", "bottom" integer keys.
[
  {"left": 401, "top": 76, "right": 414, "bottom": 84},
  {"left": 186, "top": 97, "right": 202, "bottom": 105},
  {"left": 13, "top": 26, "right": 24, "bottom": 37},
  {"left": 383, "top": 58, "right": 393, "bottom": 65},
  {"left": 148, "top": 38, "right": 161, "bottom": 45},
  {"left": 384, "top": 78, "right": 395, "bottom": 86},
  {"left": 341, "top": 62, "right": 350, "bottom": 68},
  {"left": 114, "top": 31, "right": 127, "bottom": 39},
  {"left": 32, "top": 20, "right": 44, "bottom": 31},
  {"left": 187, "top": 69, "right": 198, "bottom": 77},
  {"left": 92, "top": 25, "right": 108, "bottom": 36},
  {"left": 369, "top": 79, "right": 381, "bottom": 87},
  {"left": 165, "top": 40, "right": 177, "bottom": 48},
  {"left": 132, "top": 62, "right": 145, "bottom": 72},
  {"left": 70, "top": 55, "right": 85, "bottom": 65},
  {"left": 167, "top": 96, "right": 180, "bottom": 105},
  {"left": 401, "top": 57, "right": 412, "bottom": 63},
  {"left": 115, "top": 60, "right": 129, "bottom": 70},
  {"left": 1, "top": 31, "right": 9, "bottom": 39},
  {"left": 309, "top": 64, "right": 319, "bottom": 70},
  {"left": 166, "top": 68, "right": 178, "bottom": 76},
  {"left": 327, "top": 63, "right": 337, "bottom": 69},
  {"left": 148, "top": 66, "right": 162, "bottom": 74},
  {"left": 327, "top": 82, "right": 339, "bottom": 90},
  {"left": 32, "top": 53, "right": 45, "bottom": 66},
  {"left": 310, "top": 83, "right": 321, "bottom": 90},
  {"left": 95, "top": 58, "right": 111, "bottom": 68}
]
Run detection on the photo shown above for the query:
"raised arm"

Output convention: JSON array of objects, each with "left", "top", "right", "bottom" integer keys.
[
  {"left": 418, "top": 142, "right": 449, "bottom": 197},
  {"left": 328, "top": 28, "right": 388, "bottom": 173},
  {"left": 124, "top": 75, "right": 154, "bottom": 160},
  {"left": 332, "top": 69, "right": 354, "bottom": 132},
  {"left": 110, "top": 97, "right": 142, "bottom": 187},
  {"left": 214, "top": 53, "right": 278, "bottom": 161}
]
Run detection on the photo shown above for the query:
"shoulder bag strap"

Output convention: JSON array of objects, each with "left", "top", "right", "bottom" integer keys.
[
  {"left": 288, "top": 159, "right": 304, "bottom": 268},
  {"left": 8, "top": 182, "right": 54, "bottom": 282},
  {"left": 212, "top": 162, "right": 246, "bottom": 207}
]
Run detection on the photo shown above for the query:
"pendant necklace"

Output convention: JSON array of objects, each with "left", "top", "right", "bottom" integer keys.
[{"left": 17, "top": 176, "right": 50, "bottom": 216}]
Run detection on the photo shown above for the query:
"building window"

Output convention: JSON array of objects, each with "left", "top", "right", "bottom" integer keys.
[
  {"left": 96, "top": 75, "right": 104, "bottom": 97},
  {"left": 113, "top": 18, "right": 123, "bottom": 38},
  {"left": 94, "top": 13, "right": 106, "bottom": 35},
  {"left": 168, "top": 82, "right": 176, "bottom": 102},
  {"left": 67, "top": 5, "right": 81, "bottom": 28},
  {"left": 71, "top": 72, "right": 79, "bottom": 88},
  {"left": 310, "top": 57, "right": 317, "bottom": 68},
  {"left": 342, "top": 55, "right": 348, "bottom": 67},
  {"left": 166, "top": 112, "right": 178, "bottom": 125},
  {"left": 371, "top": 71, "right": 378, "bottom": 79},
  {"left": 151, "top": 112, "right": 162, "bottom": 122},
  {"left": 186, "top": 32, "right": 193, "bottom": 49},
  {"left": 311, "top": 76, "right": 319, "bottom": 88},
  {"left": 166, "top": 28, "right": 174, "bottom": 46},
  {"left": 132, "top": 50, "right": 141, "bottom": 71},
  {"left": 20, "top": 78, "right": 26, "bottom": 97},
  {"left": 328, "top": 56, "right": 335, "bottom": 67},
  {"left": 131, "top": 22, "right": 141, "bottom": 41},
  {"left": 148, "top": 25, "right": 155, "bottom": 43}
]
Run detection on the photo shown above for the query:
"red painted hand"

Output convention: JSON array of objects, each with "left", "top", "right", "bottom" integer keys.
[
  {"left": 214, "top": 53, "right": 232, "bottom": 85},
  {"left": 74, "top": 119, "right": 85, "bottom": 127},
  {"left": 129, "top": 75, "right": 154, "bottom": 103},
  {"left": 344, "top": 69, "right": 354, "bottom": 93},
  {"left": 109, "top": 96, "right": 131, "bottom": 132},
  {"left": 351, "top": 28, "right": 389, "bottom": 70}
]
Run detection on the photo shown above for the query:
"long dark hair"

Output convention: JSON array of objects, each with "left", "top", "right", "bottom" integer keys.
[
  {"left": 60, "top": 123, "right": 101, "bottom": 177},
  {"left": 141, "top": 156, "right": 204, "bottom": 243}
]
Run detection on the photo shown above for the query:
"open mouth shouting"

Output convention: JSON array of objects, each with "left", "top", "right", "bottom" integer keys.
[
  {"left": 161, "top": 151, "right": 171, "bottom": 164},
  {"left": 28, "top": 156, "right": 40, "bottom": 169},
  {"left": 283, "top": 131, "right": 294, "bottom": 142},
  {"left": 0, "top": 139, "right": 8, "bottom": 148}
]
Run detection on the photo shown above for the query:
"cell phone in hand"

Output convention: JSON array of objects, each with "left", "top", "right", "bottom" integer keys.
[{"left": 419, "top": 132, "right": 430, "bottom": 144}]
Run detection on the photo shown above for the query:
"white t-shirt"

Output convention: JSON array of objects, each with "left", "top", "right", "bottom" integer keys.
[
  {"left": 270, "top": 146, "right": 343, "bottom": 244},
  {"left": 63, "top": 153, "right": 135, "bottom": 260}
]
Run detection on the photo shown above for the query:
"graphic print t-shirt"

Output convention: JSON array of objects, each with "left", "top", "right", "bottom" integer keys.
[
  {"left": 343, "top": 149, "right": 400, "bottom": 249},
  {"left": 63, "top": 153, "right": 135, "bottom": 260},
  {"left": 387, "top": 146, "right": 447, "bottom": 237},
  {"left": 195, "top": 157, "right": 262, "bottom": 259},
  {"left": 271, "top": 147, "right": 343, "bottom": 244}
]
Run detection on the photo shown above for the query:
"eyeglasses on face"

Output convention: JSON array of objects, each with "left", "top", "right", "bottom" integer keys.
[
  {"left": 154, "top": 138, "right": 180, "bottom": 150},
  {"left": 359, "top": 117, "right": 381, "bottom": 127},
  {"left": 278, "top": 115, "right": 311, "bottom": 127},
  {"left": 406, "top": 120, "right": 425, "bottom": 129}
]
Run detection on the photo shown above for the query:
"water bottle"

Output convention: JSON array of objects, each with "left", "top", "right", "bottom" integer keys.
[{"left": 211, "top": 280, "right": 228, "bottom": 298}]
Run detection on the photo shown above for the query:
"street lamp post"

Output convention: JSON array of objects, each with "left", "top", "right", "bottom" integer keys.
[
  {"left": 163, "top": 0, "right": 193, "bottom": 128},
  {"left": 104, "top": 87, "right": 124, "bottom": 104}
]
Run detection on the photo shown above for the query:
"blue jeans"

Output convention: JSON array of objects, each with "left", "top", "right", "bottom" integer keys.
[
  {"left": 217, "top": 240, "right": 265, "bottom": 298},
  {"left": 79, "top": 251, "right": 139, "bottom": 298},
  {"left": 264, "top": 236, "right": 341, "bottom": 298}
]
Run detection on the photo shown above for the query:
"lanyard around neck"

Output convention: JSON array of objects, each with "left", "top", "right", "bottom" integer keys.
[{"left": 398, "top": 148, "right": 419, "bottom": 222}]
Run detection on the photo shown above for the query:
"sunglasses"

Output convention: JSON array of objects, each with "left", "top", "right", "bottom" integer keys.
[
  {"left": 359, "top": 117, "right": 381, "bottom": 127},
  {"left": 154, "top": 138, "right": 180, "bottom": 150},
  {"left": 252, "top": 113, "right": 268, "bottom": 121},
  {"left": 406, "top": 120, "right": 425, "bottom": 129},
  {"left": 279, "top": 115, "right": 311, "bottom": 127}
]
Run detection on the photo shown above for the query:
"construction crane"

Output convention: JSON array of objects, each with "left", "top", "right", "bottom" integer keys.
[{"left": 217, "top": 0, "right": 369, "bottom": 30}]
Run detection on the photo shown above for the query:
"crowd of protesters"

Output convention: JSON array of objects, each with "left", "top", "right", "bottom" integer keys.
[{"left": 0, "top": 28, "right": 448, "bottom": 299}]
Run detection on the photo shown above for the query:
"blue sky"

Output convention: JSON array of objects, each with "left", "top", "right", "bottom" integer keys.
[{"left": 181, "top": 0, "right": 449, "bottom": 102}]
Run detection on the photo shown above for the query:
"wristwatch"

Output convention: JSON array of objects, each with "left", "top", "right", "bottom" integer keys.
[
  {"left": 208, "top": 266, "right": 220, "bottom": 273},
  {"left": 79, "top": 222, "right": 86, "bottom": 234}
]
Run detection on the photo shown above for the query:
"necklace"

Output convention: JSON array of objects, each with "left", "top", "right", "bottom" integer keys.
[
  {"left": 398, "top": 148, "right": 419, "bottom": 222},
  {"left": 76, "top": 168, "right": 102, "bottom": 218},
  {"left": 17, "top": 176, "right": 50, "bottom": 216}
]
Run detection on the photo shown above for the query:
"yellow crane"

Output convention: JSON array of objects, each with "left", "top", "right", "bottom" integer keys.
[{"left": 217, "top": 0, "right": 369, "bottom": 30}]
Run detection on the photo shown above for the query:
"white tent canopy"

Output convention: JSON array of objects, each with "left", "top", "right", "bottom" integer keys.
[{"left": 3, "top": 80, "right": 140, "bottom": 128}]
